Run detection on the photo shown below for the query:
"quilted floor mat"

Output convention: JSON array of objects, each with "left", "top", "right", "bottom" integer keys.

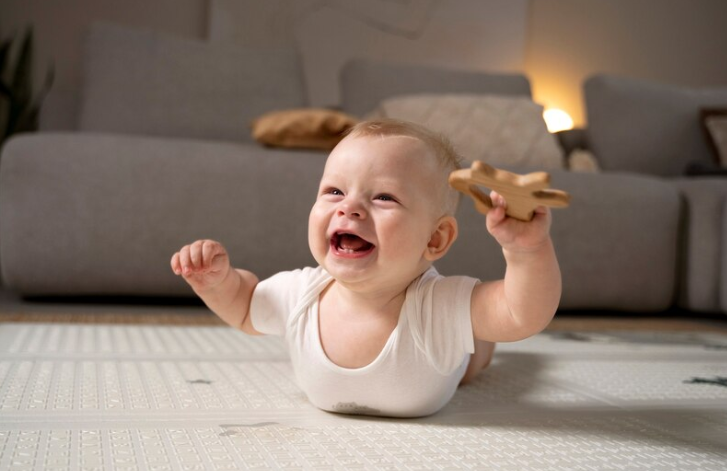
[{"left": 1, "top": 323, "right": 726, "bottom": 470}]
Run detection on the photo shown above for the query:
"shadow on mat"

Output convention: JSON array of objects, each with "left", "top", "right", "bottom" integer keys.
[{"left": 335, "top": 352, "right": 726, "bottom": 455}]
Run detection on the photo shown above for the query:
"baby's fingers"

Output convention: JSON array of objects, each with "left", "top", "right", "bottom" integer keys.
[
  {"left": 188, "top": 240, "right": 219, "bottom": 271},
  {"left": 534, "top": 205, "right": 550, "bottom": 217},
  {"left": 490, "top": 191, "right": 507, "bottom": 209},
  {"left": 189, "top": 240, "right": 204, "bottom": 270},
  {"left": 172, "top": 240, "right": 227, "bottom": 277},
  {"left": 201, "top": 240, "right": 227, "bottom": 270},
  {"left": 177, "top": 244, "right": 194, "bottom": 275},
  {"left": 485, "top": 191, "right": 507, "bottom": 226},
  {"left": 201, "top": 240, "right": 224, "bottom": 264},
  {"left": 178, "top": 243, "right": 204, "bottom": 275},
  {"left": 171, "top": 252, "right": 182, "bottom": 275}
]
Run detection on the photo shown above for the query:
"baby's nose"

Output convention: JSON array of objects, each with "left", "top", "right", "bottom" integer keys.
[{"left": 337, "top": 200, "right": 367, "bottom": 219}]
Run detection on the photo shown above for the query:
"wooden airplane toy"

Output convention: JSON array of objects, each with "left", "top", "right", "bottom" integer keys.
[{"left": 449, "top": 161, "right": 571, "bottom": 221}]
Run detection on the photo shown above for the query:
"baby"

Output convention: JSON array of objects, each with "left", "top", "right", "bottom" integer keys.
[{"left": 171, "top": 119, "right": 561, "bottom": 418}]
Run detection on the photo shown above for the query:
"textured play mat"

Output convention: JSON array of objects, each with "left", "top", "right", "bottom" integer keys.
[{"left": 1, "top": 322, "right": 726, "bottom": 470}]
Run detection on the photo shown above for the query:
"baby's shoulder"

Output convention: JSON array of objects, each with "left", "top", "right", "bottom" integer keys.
[
  {"left": 413, "top": 267, "right": 479, "bottom": 296},
  {"left": 259, "top": 266, "right": 333, "bottom": 304},
  {"left": 252, "top": 266, "right": 332, "bottom": 319}
]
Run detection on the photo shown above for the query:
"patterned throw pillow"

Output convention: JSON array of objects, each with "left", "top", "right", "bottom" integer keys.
[{"left": 367, "top": 94, "right": 564, "bottom": 169}]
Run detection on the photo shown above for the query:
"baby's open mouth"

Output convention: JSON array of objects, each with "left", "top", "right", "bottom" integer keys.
[{"left": 331, "top": 232, "right": 375, "bottom": 254}]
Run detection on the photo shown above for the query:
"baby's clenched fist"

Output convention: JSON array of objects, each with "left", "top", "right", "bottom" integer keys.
[{"left": 171, "top": 240, "right": 230, "bottom": 290}]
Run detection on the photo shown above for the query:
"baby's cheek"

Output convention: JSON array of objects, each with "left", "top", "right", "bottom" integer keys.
[
  {"left": 308, "top": 205, "right": 325, "bottom": 231},
  {"left": 392, "top": 222, "right": 429, "bottom": 253},
  {"left": 307, "top": 208, "right": 328, "bottom": 253}
]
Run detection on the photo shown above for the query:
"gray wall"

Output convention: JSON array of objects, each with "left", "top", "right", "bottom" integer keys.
[
  {"left": 2, "top": 0, "right": 726, "bottom": 130},
  {"left": 208, "top": 0, "right": 529, "bottom": 108},
  {"left": 0, "top": 0, "right": 207, "bottom": 131},
  {"left": 527, "top": 0, "right": 727, "bottom": 126}
]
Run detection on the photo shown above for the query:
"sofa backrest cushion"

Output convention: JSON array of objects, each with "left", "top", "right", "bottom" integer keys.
[
  {"left": 340, "top": 58, "right": 532, "bottom": 118},
  {"left": 584, "top": 74, "right": 727, "bottom": 176},
  {"left": 368, "top": 93, "right": 564, "bottom": 169},
  {"left": 78, "top": 23, "right": 307, "bottom": 143}
]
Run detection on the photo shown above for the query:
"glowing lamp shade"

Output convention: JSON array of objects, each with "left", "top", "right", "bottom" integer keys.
[{"left": 543, "top": 108, "right": 574, "bottom": 133}]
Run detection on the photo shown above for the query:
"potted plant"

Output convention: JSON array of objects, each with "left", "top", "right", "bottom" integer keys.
[{"left": 0, "top": 26, "right": 54, "bottom": 151}]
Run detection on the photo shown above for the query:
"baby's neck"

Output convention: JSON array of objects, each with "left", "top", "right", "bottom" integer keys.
[
  {"left": 321, "top": 263, "right": 433, "bottom": 318},
  {"left": 325, "top": 280, "right": 407, "bottom": 319}
]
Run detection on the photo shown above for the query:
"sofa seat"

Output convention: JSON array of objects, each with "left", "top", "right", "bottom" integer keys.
[{"left": 1, "top": 133, "right": 681, "bottom": 312}]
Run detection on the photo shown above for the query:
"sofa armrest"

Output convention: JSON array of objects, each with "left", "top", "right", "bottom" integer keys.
[
  {"left": 673, "top": 178, "right": 727, "bottom": 313},
  {"left": 554, "top": 128, "right": 589, "bottom": 155}
]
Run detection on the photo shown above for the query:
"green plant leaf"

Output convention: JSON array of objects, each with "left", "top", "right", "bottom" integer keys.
[
  {"left": 0, "top": 80, "right": 11, "bottom": 98},
  {"left": 11, "top": 27, "right": 33, "bottom": 108},
  {"left": 0, "top": 27, "right": 53, "bottom": 148},
  {"left": 42, "top": 62, "right": 55, "bottom": 97},
  {"left": 0, "top": 37, "right": 12, "bottom": 82},
  {"left": 13, "top": 62, "right": 54, "bottom": 134},
  {"left": 12, "top": 105, "right": 40, "bottom": 134}
]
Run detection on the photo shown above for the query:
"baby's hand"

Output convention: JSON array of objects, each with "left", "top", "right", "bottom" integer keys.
[
  {"left": 486, "top": 191, "right": 552, "bottom": 253},
  {"left": 171, "top": 240, "right": 231, "bottom": 290}
]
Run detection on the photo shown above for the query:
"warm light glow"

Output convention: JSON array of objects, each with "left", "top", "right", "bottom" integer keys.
[{"left": 543, "top": 108, "right": 574, "bottom": 133}]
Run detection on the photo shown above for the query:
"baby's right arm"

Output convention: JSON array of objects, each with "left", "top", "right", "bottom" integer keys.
[{"left": 171, "top": 240, "right": 261, "bottom": 335}]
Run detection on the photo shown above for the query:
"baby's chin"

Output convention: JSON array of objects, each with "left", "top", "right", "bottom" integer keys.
[{"left": 318, "top": 253, "right": 382, "bottom": 284}]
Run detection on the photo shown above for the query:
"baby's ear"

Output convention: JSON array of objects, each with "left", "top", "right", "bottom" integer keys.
[{"left": 424, "top": 216, "right": 458, "bottom": 262}]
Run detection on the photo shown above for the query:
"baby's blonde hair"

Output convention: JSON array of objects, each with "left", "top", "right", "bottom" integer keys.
[{"left": 344, "top": 119, "right": 462, "bottom": 215}]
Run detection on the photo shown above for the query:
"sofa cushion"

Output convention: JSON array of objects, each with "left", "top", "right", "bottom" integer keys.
[
  {"left": 584, "top": 75, "right": 727, "bottom": 176},
  {"left": 78, "top": 22, "right": 307, "bottom": 143},
  {"left": 340, "top": 58, "right": 532, "bottom": 118},
  {"left": 251, "top": 108, "right": 358, "bottom": 151},
  {"left": 368, "top": 94, "right": 564, "bottom": 169}
]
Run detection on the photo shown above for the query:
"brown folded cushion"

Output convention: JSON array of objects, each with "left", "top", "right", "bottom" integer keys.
[{"left": 251, "top": 108, "right": 359, "bottom": 151}]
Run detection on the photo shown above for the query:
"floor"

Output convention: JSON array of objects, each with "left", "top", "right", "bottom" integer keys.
[{"left": 1, "top": 290, "right": 726, "bottom": 470}]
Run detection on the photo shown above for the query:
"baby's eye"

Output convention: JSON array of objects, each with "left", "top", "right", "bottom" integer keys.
[
  {"left": 323, "top": 188, "right": 343, "bottom": 196},
  {"left": 375, "top": 194, "right": 397, "bottom": 202}
]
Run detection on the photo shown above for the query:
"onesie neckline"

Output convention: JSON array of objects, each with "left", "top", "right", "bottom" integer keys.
[{"left": 312, "top": 284, "right": 410, "bottom": 376}]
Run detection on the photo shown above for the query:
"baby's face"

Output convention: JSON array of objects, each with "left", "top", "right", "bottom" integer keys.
[{"left": 308, "top": 134, "right": 447, "bottom": 292}]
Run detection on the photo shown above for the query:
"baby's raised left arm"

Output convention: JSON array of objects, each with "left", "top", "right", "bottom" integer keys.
[{"left": 470, "top": 192, "right": 562, "bottom": 342}]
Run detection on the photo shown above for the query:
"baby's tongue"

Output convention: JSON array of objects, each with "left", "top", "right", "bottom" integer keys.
[{"left": 339, "top": 234, "right": 369, "bottom": 251}]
